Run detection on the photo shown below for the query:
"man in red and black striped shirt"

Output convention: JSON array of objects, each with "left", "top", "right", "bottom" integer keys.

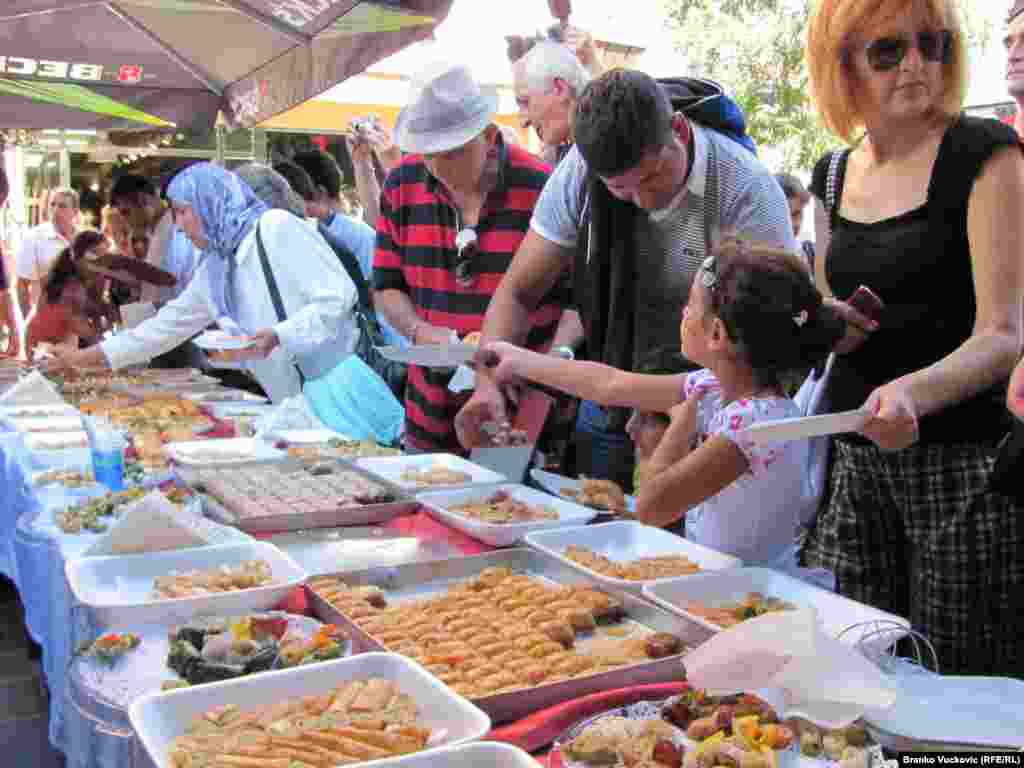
[{"left": 374, "top": 63, "right": 565, "bottom": 453}]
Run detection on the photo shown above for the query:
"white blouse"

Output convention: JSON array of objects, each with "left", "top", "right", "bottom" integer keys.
[{"left": 101, "top": 210, "right": 358, "bottom": 403}]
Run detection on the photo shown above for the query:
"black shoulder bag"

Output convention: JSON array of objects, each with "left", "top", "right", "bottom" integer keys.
[{"left": 316, "top": 223, "right": 408, "bottom": 402}]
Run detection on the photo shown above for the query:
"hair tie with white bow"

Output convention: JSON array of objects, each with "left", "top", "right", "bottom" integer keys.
[{"left": 793, "top": 309, "right": 809, "bottom": 328}]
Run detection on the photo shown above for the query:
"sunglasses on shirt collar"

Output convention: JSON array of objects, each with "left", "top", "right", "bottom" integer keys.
[
  {"left": 861, "top": 29, "right": 953, "bottom": 72},
  {"left": 455, "top": 227, "right": 479, "bottom": 288}
]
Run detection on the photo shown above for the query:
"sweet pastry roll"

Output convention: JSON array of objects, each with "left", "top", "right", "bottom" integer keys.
[
  {"left": 477, "top": 641, "right": 515, "bottom": 656},
  {"left": 527, "top": 641, "right": 564, "bottom": 659},
  {"left": 538, "top": 620, "right": 575, "bottom": 648},
  {"left": 475, "top": 566, "right": 513, "bottom": 589},
  {"left": 514, "top": 633, "right": 550, "bottom": 651},
  {"left": 526, "top": 609, "right": 558, "bottom": 626}
]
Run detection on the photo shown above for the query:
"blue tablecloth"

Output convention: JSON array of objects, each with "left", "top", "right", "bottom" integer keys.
[{"left": 0, "top": 436, "right": 250, "bottom": 767}]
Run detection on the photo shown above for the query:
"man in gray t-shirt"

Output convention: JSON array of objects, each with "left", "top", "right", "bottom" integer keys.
[{"left": 456, "top": 70, "right": 794, "bottom": 485}]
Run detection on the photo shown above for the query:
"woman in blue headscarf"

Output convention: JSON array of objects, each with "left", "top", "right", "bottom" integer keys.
[{"left": 48, "top": 163, "right": 360, "bottom": 404}]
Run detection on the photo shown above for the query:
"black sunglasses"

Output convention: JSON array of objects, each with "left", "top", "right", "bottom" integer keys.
[
  {"left": 863, "top": 29, "right": 953, "bottom": 72},
  {"left": 455, "top": 227, "right": 478, "bottom": 288}
]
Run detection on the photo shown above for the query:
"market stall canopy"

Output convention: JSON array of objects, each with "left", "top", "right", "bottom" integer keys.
[{"left": 0, "top": 0, "right": 453, "bottom": 132}]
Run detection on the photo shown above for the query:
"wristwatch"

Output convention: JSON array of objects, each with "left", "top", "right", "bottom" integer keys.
[{"left": 551, "top": 345, "right": 575, "bottom": 360}]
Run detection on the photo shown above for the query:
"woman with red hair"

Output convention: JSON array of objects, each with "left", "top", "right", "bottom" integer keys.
[{"left": 802, "top": 0, "right": 1024, "bottom": 674}]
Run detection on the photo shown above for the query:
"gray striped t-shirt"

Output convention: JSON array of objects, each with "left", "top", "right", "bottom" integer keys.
[{"left": 531, "top": 123, "right": 796, "bottom": 367}]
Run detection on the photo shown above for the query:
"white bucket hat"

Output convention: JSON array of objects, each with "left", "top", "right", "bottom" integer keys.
[{"left": 394, "top": 62, "right": 500, "bottom": 155}]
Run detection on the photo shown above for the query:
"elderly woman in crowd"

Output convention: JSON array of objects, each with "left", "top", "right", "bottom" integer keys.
[
  {"left": 47, "top": 163, "right": 359, "bottom": 404},
  {"left": 802, "top": 0, "right": 1024, "bottom": 675}
]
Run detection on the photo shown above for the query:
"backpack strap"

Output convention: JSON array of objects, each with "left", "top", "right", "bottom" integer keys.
[{"left": 255, "top": 220, "right": 305, "bottom": 386}]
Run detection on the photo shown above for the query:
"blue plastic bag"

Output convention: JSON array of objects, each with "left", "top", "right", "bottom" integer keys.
[{"left": 303, "top": 356, "right": 404, "bottom": 445}]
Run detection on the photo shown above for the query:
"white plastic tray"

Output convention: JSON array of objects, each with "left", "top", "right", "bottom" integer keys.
[
  {"left": 206, "top": 401, "right": 275, "bottom": 419},
  {"left": 65, "top": 541, "right": 308, "bottom": 628},
  {"left": 24, "top": 430, "right": 91, "bottom": 451},
  {"left": 163, "top": 437, "right": 286, "bottom": 466},
  {"left": 272, "top": 428, "right": 352, "bottom": 443},
  {"left": 417, "top": 484, "right": 598, "bottom": 548},
  {"left": 530, "top": 468, "right": 637, "bottom": 514},
  {"left": 184, "top": 389, "right": 268, "bottom": 404},
  {"left": 865, "top": 675, "right": 1024, "bottom": 750},
  {"left": 356, "top": 453, "right": 506, "bottom": 490},
  {"left": 524, "top": 520, "right": 742, "bottom": 594},
  {"left": 0, "top": 403, "right": 78, "bottom": 419},
  {"left": 642, "top": 567, "right": 909, "bottom": 645},
  {"left": 129, "top": 652, "right": 492, "bottom": 768},
  {"left": 6, "top": 415, "right": 83, "bottom": 434},
  {"left": 390, "top": 743, "right": 537, "bottom": 767}
]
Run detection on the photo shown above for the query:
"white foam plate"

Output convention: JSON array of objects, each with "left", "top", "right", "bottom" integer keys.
[
  {"left": 866, "top": 675, "right": 1024, "bottom": 750},
  {"left": 524, "top": 520, "right": 742, "bottom": 595},
  {"left": 184, "top": 389, "right": 268, "bottom": 404},
  {"left": 163, "top": 438, "right": 286, "bottom": 466},
  {"left": 375, "top": 343, "right": 478, "bottom": 368},
  {"left": 192, "top": 330, "right": 256, "bottom": 351},
  {"left": 530, "top": 468, "right": 637, "bottom": 514},
  {"left": 390, "top": 743, "right": 537, "bottom": 767},
  {"left": 355, "top": 453, "right": 506, "bottom": 490},
  {"left": 741, "top": 408, "right": 871, "bottom": 445},
  {"left": 417, "top": 484, "right": 598, "bottom": 548},
  {"left": 129, "top": 652, "right": 491, "bottom": 768},
  {"left": 642, "top": 567, "right": 909, "bottom": 647},
  {"left": 66, "top": 541, "right": 307, "bottom": 628}
]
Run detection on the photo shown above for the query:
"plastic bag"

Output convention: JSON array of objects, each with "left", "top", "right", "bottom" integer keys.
[
  {"left": 0, "top": 370, "right": 66, "bottom": 406},
  {"left": 303, "top": 356, "right": 404, "bottom": 445},
  {"left": 793, "top": 353, "right": 834, "bottom": 528},
  {"left": 83, "top": 490, "right": 208, "bottom": 556},
  {"left": 448, "top": 364, "right": 476, "bottom": 393},
  {"left": 683, "top": 608, "right": 896, "bottom": 729},
  {"left": 253, "top": 393, "right": 328, "bottom": 438}
]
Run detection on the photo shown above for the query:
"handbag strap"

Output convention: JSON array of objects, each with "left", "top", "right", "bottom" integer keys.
[
  {"left": 255, "top": 220, "right": 305, "bottom": 386},
  {"left": 825, "top": 149, "right": 845, "bottom": 233},
  {"left": 317, "top": 222, "right": 385, "bottom": 333}
]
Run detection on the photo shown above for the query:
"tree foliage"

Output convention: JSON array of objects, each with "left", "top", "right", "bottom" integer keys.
[{"left": 660, "top": 0, "right": 995, "bottom": 172}]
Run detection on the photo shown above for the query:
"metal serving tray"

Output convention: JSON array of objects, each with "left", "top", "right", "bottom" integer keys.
[
  {"left": 306, "top": 548, "right": 713, "bottom": 724},
  {"left": 176, "top": 459, "right": 417, "bottom": 533}
]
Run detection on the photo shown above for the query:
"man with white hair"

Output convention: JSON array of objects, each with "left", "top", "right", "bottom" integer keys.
[
  {"left": 15, "top": 187, "right": 78, "bottom": 321},
  {"left": 1005, "top": 1, "right": 1024, "bottom": 135},
  {"left": 513, "top": 38, "right": 592, "bottom": 164}
]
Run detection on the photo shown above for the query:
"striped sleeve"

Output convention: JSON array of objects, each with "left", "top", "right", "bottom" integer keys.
[{"left": 372, "top": 169, "right": 408, "bottom": 293}]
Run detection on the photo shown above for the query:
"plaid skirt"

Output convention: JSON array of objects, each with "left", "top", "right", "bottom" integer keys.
[{"left": 802, "top": 437, "right": 1024, "bottom": 677}]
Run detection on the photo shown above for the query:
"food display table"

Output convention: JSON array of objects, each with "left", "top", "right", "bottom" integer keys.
[{"left": 5, "top": 368, "right": 1005, "bottom": 768}]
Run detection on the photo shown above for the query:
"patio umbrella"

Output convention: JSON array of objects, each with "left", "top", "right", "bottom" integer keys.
[{"left": 0, "top": 0, "right": 453, "bottom": 132}]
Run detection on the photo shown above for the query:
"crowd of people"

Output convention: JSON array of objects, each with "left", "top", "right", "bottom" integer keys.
[{"left": 1, "top": 0, "right": 1022, "bottom": 677}]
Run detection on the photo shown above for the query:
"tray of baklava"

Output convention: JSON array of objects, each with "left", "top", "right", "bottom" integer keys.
[
  {"left": 176, "top": 458, "right": 416, "bottom": 533},
  {"left": 306, "top": 548, "right": 714, "bottom": 724}
]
